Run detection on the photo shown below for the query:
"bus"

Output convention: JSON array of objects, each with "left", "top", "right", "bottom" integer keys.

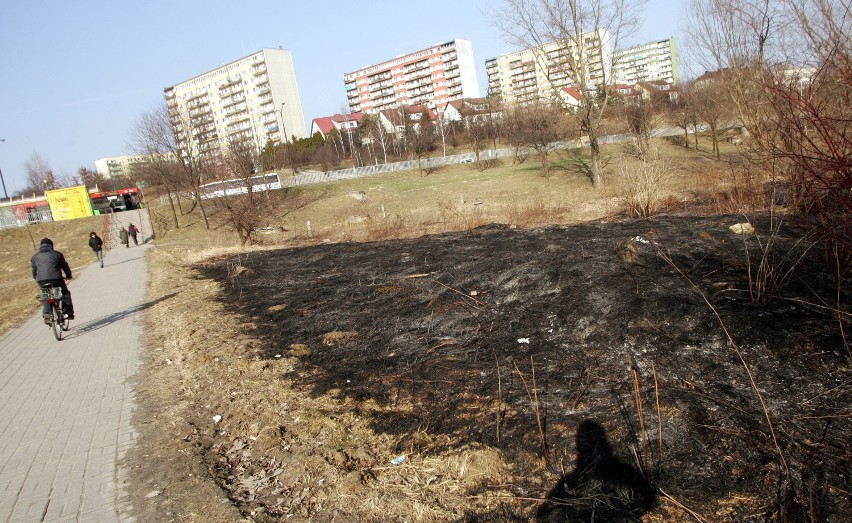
[
  {"left": 199, "top": 173, "right": 282, "bottom": 200},
  {"left": 89, "top": 187, "right": 143, "bottom": 214}
]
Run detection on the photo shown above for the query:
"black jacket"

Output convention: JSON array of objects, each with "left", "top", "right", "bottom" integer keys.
[
  {"left": 31, "top": 244, "right": 72, "bottom": 282},
  {"left": 89, "top": 235, "right": 103, "bottom": 251}
]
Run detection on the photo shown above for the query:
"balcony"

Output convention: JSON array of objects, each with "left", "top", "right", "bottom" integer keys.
[
  {"left": 224, "top": 104, "right": 248, "bottom": 117},
  {"left": 219, "top": 77, "right": 241, "bottom": 89}
]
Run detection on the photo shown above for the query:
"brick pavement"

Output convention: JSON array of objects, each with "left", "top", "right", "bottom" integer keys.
[{"left": 0, "top": 240, "right": 152, "bottom": 522}]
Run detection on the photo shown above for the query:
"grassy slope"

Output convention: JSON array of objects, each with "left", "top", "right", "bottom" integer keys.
[
  {"left": 0, "top": 139, "right": 727, "bottom": 335},
  {"left": 0, "top": 214, "right": 110, "bottom": 334}
]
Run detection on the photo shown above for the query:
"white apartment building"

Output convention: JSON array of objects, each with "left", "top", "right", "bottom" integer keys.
[
  {"left": 485, "top": 29, "right": 612, "bottom": 106},
  {"left": 164, "top": 48, "right": 306, "bottom": 159},
  {"left": 613, "top": 38, "right": 680, "bottom": 85},
  {"left": 343, "top": 39, "right": 480, "bottom": 114},
  {"left": 94, "top": 154, "right": 150, "bottom": 179}
]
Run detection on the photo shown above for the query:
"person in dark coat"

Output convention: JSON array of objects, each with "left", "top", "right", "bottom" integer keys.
[
  {"left": 127, "top": 223, "right": 140, "bottom": 245},
  {"left": 31, "top": 238, "right": 74, "bottom": 322},
  {"left": 119, "top": 227, "right": 129, "bottom": 248},
  {"left": 89, "top": 232, "right": 104, "bottom": 268}
]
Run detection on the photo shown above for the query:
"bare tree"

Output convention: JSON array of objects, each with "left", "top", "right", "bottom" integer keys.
[
  {"left": 129, "top": 104, "right": 187, "bottom": 229},
  {"left": 212, "top": 134, "right": 270, "bottom": 246},
  {"left": 505, "top": 102, "right": 567, "bottom": 175},
  {"left": 669, "top": 86, "right": 697, "bottom": 148},
  {"left": 24, "top": 152, "right": 55, "bottom": 194},
  {"left": 405, "top": 110, "right": 437, "bottom": 175},
  {"left": 77, "top": 167, "right": 103, "bottom": 188},
  {"left": 491, "top": 0, "right": 647, "bottom": 187},
  {"left": 360, "top": 114, "right": 390, "bottom": 165},
  {"left": 166, "top": 104, "right": 212, "bottom": 229},
  {"left": 690, "top": 76, "right": 732, "bottom": 159}
]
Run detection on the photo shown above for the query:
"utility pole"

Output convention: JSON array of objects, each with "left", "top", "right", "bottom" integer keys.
[
  {"left": 0, "top": 138, "right": 7, "bottom": 199},
  {"left": 279, "top": 103, "right": 297, "bottom": 174}
]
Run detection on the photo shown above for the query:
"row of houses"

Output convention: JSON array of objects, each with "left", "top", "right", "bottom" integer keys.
[{"left": 311, "top": 80, "right": 680, "bottom": 139}]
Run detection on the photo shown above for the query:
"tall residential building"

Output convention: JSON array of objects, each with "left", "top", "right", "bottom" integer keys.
[
  {"left": 343, "top": 39, "right": 480, "bottom": 114},
  {"left": 164, "top": 48, "right": 306, "bottom": 159},
  {"left": 613, "top": 38, "right": 680, "bottom": 85},
  {"left": 95, "top": 155, "right": 149, "bottom": 179},
  {"left": 485, "top": 29, "right": 611, "bottom": 106}
]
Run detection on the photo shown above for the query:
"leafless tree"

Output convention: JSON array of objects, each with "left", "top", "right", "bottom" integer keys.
[
  {"left": 129, "top": 104, "right": 190, "bottom": 229},
  {"left": 360, "top": 114, "right": 390, "bottom": 165},
  {"left": 505, "top": 102, "right": 568, "bottom": 175},
  {"left": 689, "top": 76, "right": 732, "bottom": 159},
  {"left": 209, "top": 134, "right": 271, "bottom": 246},
  {"left": 491, "top": 0, "right": 647, "bottom": 187},
  {"left": 23, "top": 152, "right": 55, "bottom": 194},
  {"left": 669, "top": 86, "right": 697, "bottom": 148}
]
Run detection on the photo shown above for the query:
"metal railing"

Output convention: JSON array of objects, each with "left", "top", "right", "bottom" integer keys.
[{"left": 0, "top": 209, "right": 53, "bottom": 230}]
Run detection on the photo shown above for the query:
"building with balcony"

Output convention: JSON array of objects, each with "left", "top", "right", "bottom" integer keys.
[
  {"left": 485, "top": 29, "right": 611, "bottom": 107},
  {"left": 163, "top": 48, "right": 306, "bottom": 160},
  {"left": 94, "top": 155, "right": 151, "bottom": 179},
  {"left": 343, "top": 39, "right": 480, "bottom": 115},
  {"left": 613, "top": 38, "right": 680, "bottom": 85}
]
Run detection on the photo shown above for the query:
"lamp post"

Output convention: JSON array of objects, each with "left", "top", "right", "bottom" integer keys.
[
  {"left": 279, "top": 103, "right": 296, "bottom": 174},
  {"left": 0, "top": 138, "right": 7, "bottom": 199}
]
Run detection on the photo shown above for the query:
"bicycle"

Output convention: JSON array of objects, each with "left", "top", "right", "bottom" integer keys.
[{"left": 38, "top": 283, "right": 71, "bottom": 340}]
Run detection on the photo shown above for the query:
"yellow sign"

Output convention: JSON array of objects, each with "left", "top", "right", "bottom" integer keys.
[{"left": 45, "top": 186, "right": 94, "bottom": 221}]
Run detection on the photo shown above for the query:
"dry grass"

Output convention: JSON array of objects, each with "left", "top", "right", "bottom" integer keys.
[
  {"left": 0, "top": 137, "right": 765, "bottom": 520},
  {"left": 0, "top": 214, "right": 109, "bottom": 334}
]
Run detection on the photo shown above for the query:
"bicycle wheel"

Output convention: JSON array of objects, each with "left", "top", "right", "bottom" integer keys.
[
  {"left": 60, "top": 305, "right": 71, "bottom": 331},
  {"left": 50, "top": 303, "right": 63, "bottom": 340}
]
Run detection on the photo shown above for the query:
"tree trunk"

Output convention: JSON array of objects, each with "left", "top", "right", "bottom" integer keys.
[
  {"left": 196, "top": 193, "right": 210, "bottom": 229},
  {"left": 166, "top": 190, "right": 180, "bottom": 229},
  {"left": 589, "top": 136, "right": 602, "bottom": 188}
]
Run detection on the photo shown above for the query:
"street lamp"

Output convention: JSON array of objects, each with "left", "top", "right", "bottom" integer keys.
[
  {"left": 0, "top": 138, "right": 7, "bottom": 199},
  {"left": 279, "top": 103, "right": 296, "bottom": 174}
]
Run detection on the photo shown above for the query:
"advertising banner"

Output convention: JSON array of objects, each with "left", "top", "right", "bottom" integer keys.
[{"left": 45, "top": 186, "right": 94, "bottom": 221}]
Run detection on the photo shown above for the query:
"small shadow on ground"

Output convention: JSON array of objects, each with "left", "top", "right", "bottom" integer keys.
[
  {"left": 64, "top": 293, "right": 177, "bottom": 338},
  {"left": 537, "top": 420, "right": 656, "bottom": 522}
]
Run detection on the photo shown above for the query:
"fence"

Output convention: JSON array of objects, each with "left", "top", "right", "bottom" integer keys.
[
  {"left": 0, "top": 208, "right": 54, "bottom": 230},
  {"left": 157, "top": 131, "right": 664, "bottom": 206}
]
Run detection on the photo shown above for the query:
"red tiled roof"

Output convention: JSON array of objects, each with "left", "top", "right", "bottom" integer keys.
[{"left": 311, "top": 112, "right": 364, "bottom": 135}]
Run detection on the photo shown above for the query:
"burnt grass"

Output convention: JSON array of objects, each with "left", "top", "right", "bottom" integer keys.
[{"left": 199, "top": 214, "right": 850, "bottom": 521}]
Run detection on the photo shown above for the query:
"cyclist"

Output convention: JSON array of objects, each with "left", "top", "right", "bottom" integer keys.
[{"left": 30, "top": 238, "right": 75, "bottom": 323}]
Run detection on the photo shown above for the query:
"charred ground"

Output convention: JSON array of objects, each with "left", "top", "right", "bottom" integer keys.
[{"left": 160, "top": 214, "right": 848, "bottom": 521}]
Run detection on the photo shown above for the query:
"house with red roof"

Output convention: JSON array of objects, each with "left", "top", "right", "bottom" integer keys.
[
  {"left": 559, "top": 87, "right": 584, "bottom": 109},
  {"left": 636, "top": 80, "right": 680, "bottom": 102},
  {"left": 310, "top": 112, "right": 364, "bottom": 138},
  {"left": 378, "top": 105, "right": 438, "bottom": 135},
  {"left": 440, "top": 97, "right": 503, "bottom": 124}
]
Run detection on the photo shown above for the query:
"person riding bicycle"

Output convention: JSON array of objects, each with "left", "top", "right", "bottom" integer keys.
[{"left": 31, "top": 238, "right": 74, "bottom": 322}]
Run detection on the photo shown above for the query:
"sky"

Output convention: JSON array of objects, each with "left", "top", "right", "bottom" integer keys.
[{"left": 0, "top": 0, "right": 687, "bottom": 196}]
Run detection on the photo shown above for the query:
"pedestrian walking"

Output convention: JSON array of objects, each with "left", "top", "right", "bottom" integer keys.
[
  {"left": 88, "top": 232, "right": 104, "bottom": 268},
  {"left": 119, "top": 227, "right": 129, "bottom": 248},
  {"left": 127, "top": 223, "right": 140, "bottom": 246}
]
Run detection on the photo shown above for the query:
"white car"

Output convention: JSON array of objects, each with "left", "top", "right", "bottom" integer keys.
[{"left": 459, "top": 157, "right": 475, "bottom": 163}]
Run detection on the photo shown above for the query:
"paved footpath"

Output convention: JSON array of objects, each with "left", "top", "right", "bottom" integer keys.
[{"left": 0, "top": 241, "right": 151, "bottom": 522}]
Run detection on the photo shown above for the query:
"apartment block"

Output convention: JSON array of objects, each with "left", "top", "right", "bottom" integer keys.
[
  {"left": 94, "top": 155, "right": 151, "bottom": 179},
  {"left": 613, "top": 38, "right": 680, "bottom": 85},
  {"left": 164, "top": 48, "right": 306, "bottom": 159},
  {"left": 343, "top": 39, "right": 480, "bottom": 114},
  {"left": 485, "top": 29, "right": 611, "bottom": 106}
]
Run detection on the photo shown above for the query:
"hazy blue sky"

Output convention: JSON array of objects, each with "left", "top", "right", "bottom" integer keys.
[{"left": 0, "top": 0, "right": 687, "bottom": 194}]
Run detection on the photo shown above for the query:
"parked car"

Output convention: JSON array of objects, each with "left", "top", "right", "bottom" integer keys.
[{"left": 459, "top": 157, "right": 475, "bottom": 163}]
